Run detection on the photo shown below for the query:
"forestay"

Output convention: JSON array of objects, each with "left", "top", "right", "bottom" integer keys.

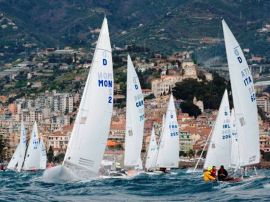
[
  {"left": 124, "top": 55, "right": 145, "bottom": 168},
  {"left": 204, "top": 90, "right": 231, "bottom": 169},
  {"left": 63, "top": 17, "right": 114, "bottom": 177},
  {"left": 222, "top": 20, "right": 260, "bottom": 166},
  {"left": 156, "top": 95, "right": 179, "bottom": 168}
]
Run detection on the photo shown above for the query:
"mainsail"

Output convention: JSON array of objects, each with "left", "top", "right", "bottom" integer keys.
[
  {"left": 156, "top": 95, "right": 179, "bottom": 168},
  {"left": 23, "top": 121, "right": 41, "bottom": 170},
  {"left": 222, "top": 20, "right": 260, "bottom": 166},
  {"left": 63, "top": 17, "right": 114, "bottom": 177},
  {"left": 204, "top": 90, "right": 231, "bottom": 169},
  {"left": 145, "top": 127, "right": 158, "bottom": 170},
  {"left": 124, "top": 55, "right": 145, "bottom": 168}
]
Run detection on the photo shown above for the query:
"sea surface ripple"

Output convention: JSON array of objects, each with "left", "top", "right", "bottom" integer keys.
[{"left": 1, "top": 169, "right": 270, "bottom": 201}]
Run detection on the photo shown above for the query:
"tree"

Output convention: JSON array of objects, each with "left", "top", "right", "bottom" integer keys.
[
  {"left": 180, "top": 101, "right": 201, "bottom": 118},
  {"left": 173, "top": 73, "right": 230, "bottom": 110},
  {"left": 47, "top": 146, "right": 54, "bottom": 163},
  {"left": 196, "top": 150, "right": 207, "bottom": 158},
  {"left": 0, "top": 135, "right": 6, "bottom": 162},
  {"left": 179, "top": 151, "right": 187, "bottom": 157},
  {"left": 53, "top": 153, "right": 65, "bottom": 163},
  {"left": 188, "top": 149, "right": 195, "bottom": 157}
]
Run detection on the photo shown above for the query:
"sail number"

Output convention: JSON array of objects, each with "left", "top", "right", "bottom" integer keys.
[
  {"left": 169, "top": 124, "right": 179, "bottom": 136},
  {"left": 108, "top": 96, "right": 112, "bottom": 103},
  {"left": 136, "top": 100, "right": 144, "bottom": 107},
  {"left": 103, "top": 59, "right": 107, "bottom": 66},
  {"left": 234, "top": 46, "right": 256, "bottom": 103},
  {"left": 241, "top": 68, "right": 256, "bottom": 102},
  {"left": 33, "top": 140, "right": 39, "bottom": 149},
  {"left": 222, "top": 134, "right": 231, "bottom": 139},
  {"left": 234, "top": 46, "right": 242, "bottom": 64}
]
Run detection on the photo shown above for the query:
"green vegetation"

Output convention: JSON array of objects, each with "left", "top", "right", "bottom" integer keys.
[
  {"left": 1, "top": 0, "right": 270, "bottom": 64},
  {"left": 0, "top": 134, "right": 6, "bottom": 162},
  {"left": 173, "top": 72, "right": 231, "bottom": 110},
  {"left": 47, "top": 146, "right": 54, "bottom": 163},
  {"left": 180, "top": 101, "right": 201, "bottom": 118}
]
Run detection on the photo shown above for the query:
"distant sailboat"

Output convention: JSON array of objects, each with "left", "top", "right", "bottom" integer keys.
[
  {"left": 222, "top": 20, "right": 260, "bottom": 168},
  {"left": 23, "top": 121, "right": 42, "bottom": 171},
  {"left": 7, "top": 121, "right": 27, "bottom": 172},
  {"left": 204, "top": 90, "right": 232, "bottom": 169},
  {"left": 156, "top": 95, "right": 180, "bottom": 170},
  {"left": 43, "top": 17, "right": 114, "bottom": 180},
  {"left": 124, "top": 55, "right": 145, "bottom": 172},
  {"left": 145, "top": 127, "right": 158, "bottom": 171}
]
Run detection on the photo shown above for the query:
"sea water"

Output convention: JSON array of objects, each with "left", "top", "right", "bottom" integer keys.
[{"left": 1, "top": 169, "right": 270, "bottom": 201}]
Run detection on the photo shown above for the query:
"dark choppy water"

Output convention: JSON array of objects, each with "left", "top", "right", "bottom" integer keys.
[{"left": 1, "top": 169, "right": 270, "bottom": 201}]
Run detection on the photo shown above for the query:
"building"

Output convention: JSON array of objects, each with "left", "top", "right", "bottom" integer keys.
[
  {"left": 182, "top": 60, "right": 197, "bottom": 79},
  {"left": 151, "top": 75, "right": 183, "bottom": 97},
  {"left": 193, "top": 97, "right": 204, "bottom": 113},
  {"left": 151, "top": 60, "right": 207, "bottom": 97},
  {"left": 179, "top": 131, "right": 193, "bottom": 153},
  {"left": 257, "top": 94, "right": 270, "bottom": 113}
]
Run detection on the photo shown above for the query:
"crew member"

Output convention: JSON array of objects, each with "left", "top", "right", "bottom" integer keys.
[{"left": 203, "top": 166, "right": 216, "bottom": 182}]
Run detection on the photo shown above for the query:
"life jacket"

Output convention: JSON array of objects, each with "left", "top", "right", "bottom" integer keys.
[{"left": 203, "top": 170, "right": 216, "bottom": 182}]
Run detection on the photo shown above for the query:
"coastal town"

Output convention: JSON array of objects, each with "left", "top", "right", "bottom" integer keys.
[{"left": 1, "top": 42, "right": 270, "bottom": 167}]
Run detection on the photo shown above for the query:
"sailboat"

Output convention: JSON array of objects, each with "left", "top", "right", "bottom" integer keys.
[
  {"left": 23, "top": 121, "right": 42, "bottom": 171},
  {"left": 204, "top": 90, "right": 232, "bottom": 169},
  {"left": 145, "top": 127, "right": 158, "bottom": 171},
  {"left": 155, "top": 94, "right": 180, "bottom": 171},
  {"left": 43, "top": 17, "right": 114, "bottom": 181},
  {"left": 7, "top": 121, "right": 27, "bottom": 172},
  {"left": 124, "top": 55, "right": 145, "bottom": 175},
  {"left": 222, "top": 20, "right": 260, "bottom": 169}
]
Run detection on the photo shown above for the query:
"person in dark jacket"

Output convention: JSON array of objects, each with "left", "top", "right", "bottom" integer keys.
[
  {"left": 218, "top": 165, "right": 234, "bottom": 181},
  {"left": 218, "top": 165, "right": 228, "bottom": 181}
]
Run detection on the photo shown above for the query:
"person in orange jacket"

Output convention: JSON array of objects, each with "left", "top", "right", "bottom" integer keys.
[{"left": 203, "top": 166, "right": 216, "bottom": 182}]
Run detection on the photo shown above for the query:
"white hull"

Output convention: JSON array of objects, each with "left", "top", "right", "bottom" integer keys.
[{"left": 43, "top": 165, "right": 96, "bottom": 182}]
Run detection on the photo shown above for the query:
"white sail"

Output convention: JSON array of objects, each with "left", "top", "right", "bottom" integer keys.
[
  {"left": 156, "top": 95, "right": 179, "bottom": 168},
  {"left": 124, "top": 55, "right": 145, "bottom": 168},
  {"left": 40, "top": 139, "right": 47, "bottom": 170},
  {"left": 63, "top": 17, "right": 114, "bottom": 177},
  {"left": 230, "top": 108, "right": 240, "bottom": 169},
  {"left": 7, "top": 145, "right": 20, "bottom": 170},
  {"left": 204, "top": 90, "right": 231, "bottom": 169},
  {"left": 222, "top": 20, "right": 260, "bottom": 166},
  {"left": 7, "top": 121, "right": 27, "bottom": 171},
  {"left": 145, "top": 127, "right": 158, "bottom": 170},
  {"left": 23, "top": 121, "right": 41, "bottom": 170}
]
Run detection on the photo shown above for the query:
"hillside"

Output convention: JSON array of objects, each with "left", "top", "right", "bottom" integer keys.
[{"left": 0, "top": 0, "right": 270, "bottom": 64}]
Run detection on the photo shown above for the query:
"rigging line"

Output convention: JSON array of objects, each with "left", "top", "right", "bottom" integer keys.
[{"left": 192, "top": 120, "right": 215, "bottom": 173}]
